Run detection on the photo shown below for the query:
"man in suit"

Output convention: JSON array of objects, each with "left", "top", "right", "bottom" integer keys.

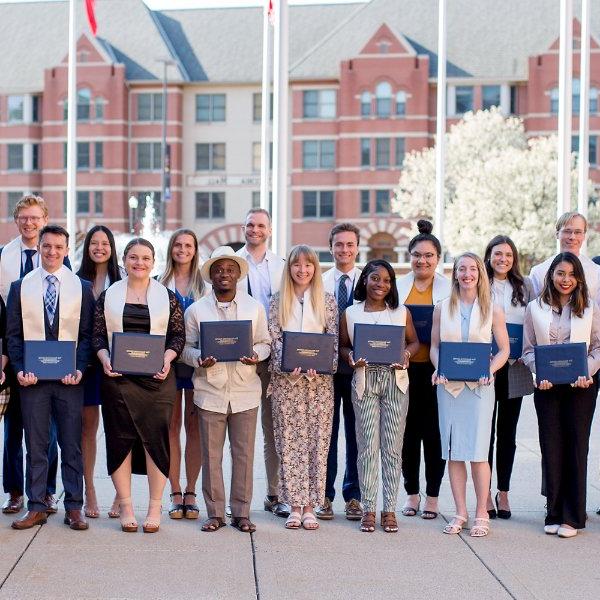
[
  {"left": 316, "top": 223, "right": 363, "bottom": 521},
  {"left": 7, "top": 225, "right": 94, "bottom": 530},
  {"left": 236, "top": 208, "right": 288, "bottom": 517},
  {"left": 1, "top": 195, "right": 67, "bottom": 516}
]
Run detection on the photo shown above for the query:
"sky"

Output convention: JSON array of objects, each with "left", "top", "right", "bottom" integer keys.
[{"left": 0, "top": 0, "right": 365, "bottom": 7}]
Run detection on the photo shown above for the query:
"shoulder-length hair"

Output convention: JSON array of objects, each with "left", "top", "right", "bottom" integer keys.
[
  {"left": 539, "top": 251, "right": 589, "bottom": 317},
  {"left": 354, "top": 259, "right": 399, "bottom": 309},
  {"left": 278, "top": 245, "right": 325, "bottom": 328},
  {"left": 483, "top": 235, "right": 526, "bottom": 307},
  {"left": 76, "top": 225, "right": 122, "bottom": 285},
  {"left": 158, "top": 229, "right": 204, "bottom": 300},
  {"left": 449, "top": 252, "right": 491, "bottom": 324}
]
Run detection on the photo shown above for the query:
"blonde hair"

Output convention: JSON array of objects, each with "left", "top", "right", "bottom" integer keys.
[
  {"left": 449, "top": 252, "right": 491, "bottom": 324},
  {"left": 279, "top": 245, "right": 325, "bottom": 328},
  {"left": 158, "top": 229, "right": 205, "bottom": 301},
  {"left": 556, "top": 211, "right": 587, "bottom": 233},
  {"left": 13, "top": 194, "right": 48, "bottom": 219}
]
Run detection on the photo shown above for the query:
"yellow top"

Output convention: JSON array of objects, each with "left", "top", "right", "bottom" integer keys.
[{"left": 405, "top": 282, "right": 433, "bottom": 363}]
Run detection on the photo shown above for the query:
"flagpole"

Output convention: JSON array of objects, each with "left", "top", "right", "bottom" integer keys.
[
  {"left": 272, "top": 0, "right": 289, "bottom": 257},
  {"left": 578, "top": 0, "right": 591, "bottom": 223},
  {"left": 260, "top": 0, "right": 273, "bottom": 216},
  {"left": 66, "top": 0, "right": 77, "bottom": 259}
]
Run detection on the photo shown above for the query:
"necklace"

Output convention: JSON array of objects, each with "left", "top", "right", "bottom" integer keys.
[
  {"left": 365, "top": 303, "right": 388, "bottom": 325},
  {"left": 128, "top": 284, "right": 147, "bottom": 303}
]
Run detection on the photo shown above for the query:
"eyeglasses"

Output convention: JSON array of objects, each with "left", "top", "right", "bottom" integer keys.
[
  {"left": 410, "top": 252, "right": 436, "bottom": 260},
  {"left": 560, "top": 228, "right": 585, "bottom": 237},
  {"left": 16, "top": 216, "right": 43, "bottom": 224}
]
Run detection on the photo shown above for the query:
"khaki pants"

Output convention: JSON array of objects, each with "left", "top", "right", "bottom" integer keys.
[{"left": 258, "top": 360, "right": 279, "bottom": 497}]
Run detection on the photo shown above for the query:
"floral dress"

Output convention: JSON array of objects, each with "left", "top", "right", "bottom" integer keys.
[{"left": 268, "top": 292, "right": 338, "bottom": 506}]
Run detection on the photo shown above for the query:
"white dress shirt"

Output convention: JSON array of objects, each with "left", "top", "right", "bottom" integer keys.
[
  {"left": 332, "top": 267, "right": 360, "bottom": 303},
  {"left": 20, "top": 240, "right": 39, "bottom": 272},
  {"left": 40, "top": 265, "right": 65, "bottom": 312}
]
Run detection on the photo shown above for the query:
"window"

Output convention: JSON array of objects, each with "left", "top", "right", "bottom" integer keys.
[
  {"left": 253, "top": 92, "right": 273, "bottom": 122},
  {"left": 252, "top": 191, "right": 273, "bottom": 212},
  {"left": 95, "top": 97, "right": 104, "bottom": 121},
  {"left": 8, "top": 96, "right": 24, "bottom": 122},
  {"left": 360, "top": 190, "right": 370, "bottom": 215},
  {"left": 137, "top": 93, "right": 163, "bottom": 121},
  {"left": 32, "top": 96, "right": 40, "bottom": 123},
  {"left": 7, "top": 144, "right": 23, "bottom": 170},
  {"left": 302, "top": 140, "right": 335, "bottom": 170},
  {"left": 572, "top": 135, "right": 598, "bottom": 165},
  {"left": 375, "top": 82, "right": 392, "bottom": 117},
  {"left": 76, "top": 190, "right": 89, "bottom": 214},
  {"left": 196, "top": 143, "right": 225, "bottom": 171},
  {"left": 482, "top": 85, "right": 501, "bottom": 110},
  {"left": 252, "top": 142, "right": 273, "bottom": 172},
  {"left": 195, "top": 191, "right": 225, "bottom": 219},
  {"left": 94, "top": 191, "right": 103, "bottom": 213},
  {"left": 94, "top": 142, "right": 103, "bottom": 169},
  {"left": 7, "top": 192, "right": 22, "bottom": 217},
  {"left": 375, "top": 138, "right": 390, "bottom": 168},
  {"left": 136, "top": 191, "right": 161, "bottom": 214},
  {"left": 510, "top": 85, "right": 518, "bottom": 114},
  {"left": 375, "top": 190, "right": 391, "bottom": 214},
  {"left": 360, "top": 138, "right": 371, "bottom": 167},
  {"left": 302, "top": 90, "right": 336, "bottom": 119},
  {"left": 77, "top": 88, "right": 91, "bottom": 121},
  {"left": 360, "top": 91, "right": 371, "bottom": 117},
  {"left": 196, "top": 94, "right": 226, "bottom": 122},
  {"left": 137, "top": 142, "right": 162, "bottom": 171},
  {"left": 549, "top": 81, "right": 598, "bottom": 115},
  {"left": 302, "top": 190, "right": 334, "bottom": 218},
  {"left": 32, "top": 144, "right": 40, "bottom": 171},
  {"left": 77, "top": 142, "right": 90, "bottom": 170},
  {"left": 318, "top": 251, "right": 332, "bottom": 262},
  {"left": 591, "top": 88, "right": 599, "bottom": 114},
  {"left": 395, "top": 138, "right": 405, "bottom": 168},
  {"left": 550, "top": 87, "right": 559, "bottom": 114},
  {"left": 455, "top": 86, "right": 474, "bottom": 114},
  {"left": 396, "top": 91, "right": 406, "bottom": 116}
]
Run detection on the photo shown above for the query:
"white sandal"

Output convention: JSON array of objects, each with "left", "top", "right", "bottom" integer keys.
[
  {"left": 301, "top": 512, "right": 319, "bottom": 530},
  {"left": 470, "top": 517, "right": 490, "bottom": 537},
  {"left": 443, "top": 515, "right": 468, "bottom": 535},
  {"left": 285, "top": 511, "right": 302, "bottom": 529}
]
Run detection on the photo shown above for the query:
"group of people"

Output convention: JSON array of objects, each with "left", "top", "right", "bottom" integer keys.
[{"left": 0, "top": 194, "right": 598, "bottom": 540}]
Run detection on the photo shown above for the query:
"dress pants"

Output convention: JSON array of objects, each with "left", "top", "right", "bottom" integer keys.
[
  {"left": 199, "top": 406, "right": 258, "bottom": 520},
  {"left": 402, "top": 362, "right": 446, "bottom": 497},
  {"left": 324, "top": 373, "right": 361, "bottom": 502},
  {"left": 3, "top": 381, "right": 58, "bottom": 496},
  {"left": 488, "top": 363, "right": 523, "bottom": 491},
  {"left": 258, "top": 361, "right": 279, "bottom": 497},
  {"left": 534, "top": 382, "right": 596, "bottom": 529},
  {"left": 20, "top": 382, "right": 83, "bottom": 512}
]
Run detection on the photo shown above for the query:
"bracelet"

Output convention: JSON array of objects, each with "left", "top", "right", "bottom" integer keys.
[{"left": 404, "top": 349, "right": 411, "bottom": 359}]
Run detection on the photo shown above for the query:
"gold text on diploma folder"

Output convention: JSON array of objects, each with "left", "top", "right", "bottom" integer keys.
[
  {"left": 216, "top": 337, "right": 239, "bottom": 346},
  {"left": 126, "top": 350, "right": 150, "bottom": 359},
  {"left": 38, "top": 356, "right": 62, "bottom": 365},
  {"left": 297, "top": 348, "right": 319, "bottom": 358},
  {"left": 367, "top": 340, "right": 391, "bottom": 349}
]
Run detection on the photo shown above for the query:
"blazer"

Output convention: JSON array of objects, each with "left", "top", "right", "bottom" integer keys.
[
  {"left": 6, "top": 277, "right": 95, "bottom": 375},
  {"left": 236, "top": 246, "right": 285, "bottom": 297}
]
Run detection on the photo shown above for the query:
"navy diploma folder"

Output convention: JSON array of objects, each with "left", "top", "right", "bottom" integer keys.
[
  {"left": 200, "top": 320, "right": 253, "bottom": 362},
  {"left": 24, "top": 340, "right": 76, "bottom": 380},
  {"left": 405, "top": 304, "right": 434, "bottom": 345},
  {"left": 111, "top": 333, "right": 165, "bottom": 376},
  {"left": 438, "top": 342, "right": 491, "bottom": 382},
  {"left": 353, "top": 323, "right": 405, "bottom": 365},
  {"left": 281, "top": 331, "right": 335, "bottom": 375},
  {"left": 534, "top": 342, "right": 588, "bottom": 385},
  {"left": 492, "top": 323, "right": 524, "bottom": 360}
]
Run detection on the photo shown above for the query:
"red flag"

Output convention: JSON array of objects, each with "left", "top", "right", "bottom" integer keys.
[
  {"left": 268, "top": 0, "right": 275, "bottom": 25},
  {"left": 85, "top": 0, "right": 97, "bottom": 36}
]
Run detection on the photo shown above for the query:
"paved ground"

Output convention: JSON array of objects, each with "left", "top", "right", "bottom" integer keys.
[{"left": 1, "top": 395, "right": 600, "bottom": 599}]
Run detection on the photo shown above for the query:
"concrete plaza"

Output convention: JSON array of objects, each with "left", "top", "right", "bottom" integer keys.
[{"left": 0, "top": 395, "right": 599, "bottom": 599}]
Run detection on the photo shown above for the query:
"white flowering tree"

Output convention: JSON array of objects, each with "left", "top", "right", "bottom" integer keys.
[{"left": 393, "top": 108, "right": 599, "bottom": 266}]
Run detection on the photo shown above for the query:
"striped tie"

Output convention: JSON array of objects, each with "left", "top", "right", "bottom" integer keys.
[{"left": 45, "top": 274, "right": 57, "bottom": 326}]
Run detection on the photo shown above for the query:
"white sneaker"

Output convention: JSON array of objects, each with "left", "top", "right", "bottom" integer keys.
[
  {"left": 557, "top": 526, "right": 578, "bottom": 538},
  {"left": 544, "top": 524, "right": 560, "bottom": 535}
]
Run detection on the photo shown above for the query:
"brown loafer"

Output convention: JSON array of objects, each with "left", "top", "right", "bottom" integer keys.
[
  {"left": 63, "top": 509, "right": 89, "bottom": 531},
  {"left": 45, "top": 494, "right": 58, "bottom": 514},
  {"left": 315, "top": 497, "right": 334, "bottom": 520},
  {"left": 2, "top": 494, "right": 24, "bottom": 514},
  {"left": 11, "top": 510, "right": 47, "bottom": 530},
  {"left": 345, "top": 499, "right": 363, "bottom": 521}
]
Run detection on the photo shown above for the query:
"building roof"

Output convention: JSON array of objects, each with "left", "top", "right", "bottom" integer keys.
[{"left": 1, "top": 0, "right": 600, "bottom": 93}]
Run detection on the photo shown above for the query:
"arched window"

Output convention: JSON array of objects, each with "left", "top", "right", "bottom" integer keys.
[
  {"left": 360, "top": 91, "right": 371, "bottom": 117},
  {"left": 375, "top": 81, "right": 392, "bottom": 117},
  {"left": 77, "top": 88, "right": 91, "bottom": 121},
  {"left": 396, "top": 91, "right": 406, "bottom": 116}
]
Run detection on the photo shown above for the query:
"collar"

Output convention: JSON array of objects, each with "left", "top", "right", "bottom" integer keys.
[
  {"left": 40, "top": 265, "right": 65, "bottom": 283},
  {"left": 20, "top": 239, "right": 37, "bottom": 254},
  {"left": 211, "top": 290, "right": 238, "bottom": 307},
  {"left": 240, "top": 245, "right": 270, "bottom": 266},
  {"left": 333, "top": 266, "right": 357, "bottom": 283}
]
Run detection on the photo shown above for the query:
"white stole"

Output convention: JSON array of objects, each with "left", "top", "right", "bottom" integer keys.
[
  {"left": 396, "top": 271, "right": 451, "bottom": 305},
  {"left": 284, "top": 289, "right": 324, "bottom": 333},
  {"left": 530, "top": 299, "right": 593, "bottom": 348},
  {"left": 0, "top": 237, "right": 25, "bottom": 301},
  {"left": 21, "top": 267, "right": 82, "bottom": 342},
  {"left": 439, "top": 297, "right": 493, "bottom": 397},
  {"left": 104, "top": 278, "right": 170, "bottom": 351},
  {"left": 346, "top": 301, "right": 408, "bottom": 398}
]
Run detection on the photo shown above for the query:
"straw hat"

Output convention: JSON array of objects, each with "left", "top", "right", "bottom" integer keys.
[{"left": 200, "top": 245, "right": 249, "bottom": 283}]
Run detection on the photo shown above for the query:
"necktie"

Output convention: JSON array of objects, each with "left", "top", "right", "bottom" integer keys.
[
  {"left": 23, "top": 249, "right": 36, "bottom": 276},
  {"left": 45, "top": 274, "right": 58, "bottom": 326},
  {"left": 338, "top": 274, "right": 349, "bottom": 315}
]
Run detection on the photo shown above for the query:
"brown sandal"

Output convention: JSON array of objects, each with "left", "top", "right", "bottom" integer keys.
[
  {"left": 360, "top": 511, "right": 376, "bottom": 532},
  {"left": 201, "top": 517, "right": 226, "bottom": 532},
  {"left": 381, "top": 511, "right": 398, "bottom": 533},
  {"left": 231, "top": 516, "right": 256, "bottom": 533}
]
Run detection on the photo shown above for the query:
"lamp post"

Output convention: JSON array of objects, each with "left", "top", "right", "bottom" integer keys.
[{"left": 128, "top": 195, "right": 138, "bottom": 234}]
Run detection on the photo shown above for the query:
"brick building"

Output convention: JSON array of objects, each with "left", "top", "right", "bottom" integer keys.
[{"left": 0, "top": 0, "right": 599, "bottom": 259}]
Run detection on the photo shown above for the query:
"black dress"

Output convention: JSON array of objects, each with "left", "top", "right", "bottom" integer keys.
[{"left": 92, "top": 291, "right": 185, "bottom": 477}]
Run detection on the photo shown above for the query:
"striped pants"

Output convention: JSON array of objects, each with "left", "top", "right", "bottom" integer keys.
[{"left": 352, "top": 366, "right": 409, "bottom": 513}]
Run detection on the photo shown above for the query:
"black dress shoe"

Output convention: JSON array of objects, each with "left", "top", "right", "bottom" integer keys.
[
  {"left": 495, "top": 492, "right": 511, "bottom": 519},
  {"left": 2, "top": 494, "right": 24, "bottom": 514},
  {"left": 45, "top": 494, "right": 58, "bottom": 514},
  {"left": 263, "top": 495, "right": 290, "bottom": 518}
]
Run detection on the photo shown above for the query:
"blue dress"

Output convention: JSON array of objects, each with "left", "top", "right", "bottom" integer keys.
[{"left": 174, "top": 288, "right": 194, "bottom": 391}]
